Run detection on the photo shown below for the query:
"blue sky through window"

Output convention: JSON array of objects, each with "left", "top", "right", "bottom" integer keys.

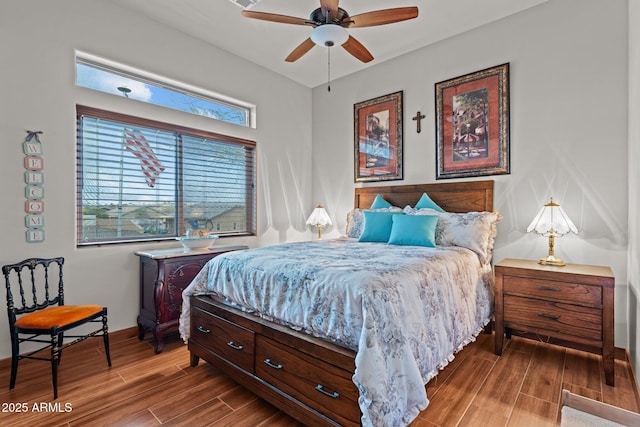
[{"left": 76, "top": 62, "right": 249, "bottom": 126}]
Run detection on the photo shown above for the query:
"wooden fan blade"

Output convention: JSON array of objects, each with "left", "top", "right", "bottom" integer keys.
[
  {"left": 242, "top": 10, "right": 312, "bottom": 26},
  {"left": 320, "top": 0, "right": 340, "bottom": 20},
  {"left": 342, "top": 35, "right": 374, "bottom": 63},
  {"left": 285, "top": 38, "right": 316, "bottom": 62},
  {"left": 343, "top": 7, "right": 419, "bottom": 28}
]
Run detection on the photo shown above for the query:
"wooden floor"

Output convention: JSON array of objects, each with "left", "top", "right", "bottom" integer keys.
[{"left": 0, "top": 328, "right": 638, "bottom": 427}]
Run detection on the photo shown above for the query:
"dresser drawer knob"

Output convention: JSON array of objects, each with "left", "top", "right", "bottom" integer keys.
[
  {"left": 197, "top": 326, "right": 211, "bottom": 334},
  {"left": 538, "top": 313, "right": 561, "bottom": 320},
  {"left": 316, "top": 384, "right": 340, "bottom": 399},
  {"left": 538, "top": 286, "right": 560, "bottom": 292},
  {"left": 264, "top": 359, "right": 283, "bottom": 370},
  {"left": 227, "top": 341, "right": 244, "bottom": 351}
]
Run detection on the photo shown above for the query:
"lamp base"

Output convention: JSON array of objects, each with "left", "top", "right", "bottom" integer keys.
[{"left": 538, "top": 255, "right": 566, "bottom": 266}]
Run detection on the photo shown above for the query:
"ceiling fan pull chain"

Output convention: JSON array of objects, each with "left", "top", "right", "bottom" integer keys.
[{"left": 327, "top": 46, "right": 331, "bottom": 92}]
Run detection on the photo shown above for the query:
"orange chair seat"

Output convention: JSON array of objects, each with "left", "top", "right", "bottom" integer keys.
[{"left": 15, "top": 305, "right": 103, "bottom": 330}]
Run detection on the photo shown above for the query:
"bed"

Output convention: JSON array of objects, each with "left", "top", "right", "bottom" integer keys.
[{"left": 179, "top": 180, "right": 498, "bottom": 427}]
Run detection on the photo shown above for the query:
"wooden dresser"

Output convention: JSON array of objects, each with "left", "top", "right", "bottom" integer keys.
[
  {"left": 135, "top": 245, "right": 247, "bottom": 353},
  {"left": 494, "top": 258, "right": 615, "bottom": 386}
]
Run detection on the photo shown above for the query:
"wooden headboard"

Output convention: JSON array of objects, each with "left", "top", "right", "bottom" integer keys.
[{"left": 354, "top": 180, "right": 494, "bottom": 213}]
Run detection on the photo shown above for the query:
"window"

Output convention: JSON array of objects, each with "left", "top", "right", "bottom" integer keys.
[
  {"left": 76, "top": 55, "right": 252, "bottom": 127},
  {"left": 76, "top": 106, "right": 256, "bottom": 246}
]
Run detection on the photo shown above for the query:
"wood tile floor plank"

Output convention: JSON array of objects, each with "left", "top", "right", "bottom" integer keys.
[
  {"left": 507, "top": 394, "right": 558, "bottom": 427},
  {"left": 519, "top": 342, "right": 566, "bottom": 404}
]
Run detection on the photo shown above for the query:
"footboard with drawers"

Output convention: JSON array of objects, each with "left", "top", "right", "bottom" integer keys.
[{"left": 189, "top": 295, "right": 360, "bottom": 427}]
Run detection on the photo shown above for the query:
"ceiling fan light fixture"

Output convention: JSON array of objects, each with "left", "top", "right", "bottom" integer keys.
[
  {"left": 310, "top": 24, "right": 349, "bottom": 47},
  {"left": 228, "top": 0, "right": 263, "bottom": 9}
]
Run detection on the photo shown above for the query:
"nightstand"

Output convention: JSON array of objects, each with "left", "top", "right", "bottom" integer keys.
[
  {"left": 494, "top": 258, "right": 615, "bottom": 386},
  {"left": 135, "top": 245, "right": 247, "bottom": 353}
]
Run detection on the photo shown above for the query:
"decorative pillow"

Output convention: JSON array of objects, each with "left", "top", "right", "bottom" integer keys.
[
  {"left": 345, "top": 207, "right": 402, "bottom": 238},
  {"left": 387, "top": 214, "right": 438, "bottom": 247},
  {"left": 404, "top": 207, "right": 502, "bottom": 264},
  {"left": 436, "top": 211, "right": 502, "bottom": 264},
  {"left": 414, "top": 192, "right": 445, "bottom": 212},
  {"left": 370, "top": 194, "right": 392, "bottom": 209},
  {"left": 358, "top": 211, "right": 398, "bottom": 243},
  {"left": 402, "top": 206, "right": 438, "bottom": 216}
]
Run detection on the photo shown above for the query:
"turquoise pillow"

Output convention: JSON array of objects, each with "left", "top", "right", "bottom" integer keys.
[
  {"left": 415, "top": 192, "right": 445, "bottom": 212},
  {"left": 370, "top": 194, "right": 392, "bottom": 209},
  {"left": 358, "top": 211, "right": 397, "bottom": 242},
  {"left": 388, "top": 214, "right": 438, "bottom": 247}
]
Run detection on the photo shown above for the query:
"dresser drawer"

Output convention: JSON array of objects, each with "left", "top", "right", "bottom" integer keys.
[
  {"left": 160, "top": 261, "right": 209, "bottom": 321},
  {"left": 255, "top": 335, "right": 360, "bottom": 425},
  {"left": 191, "top": 306, "right": 254, "bottom": 373},
  {"left": 503, "top": 276, "right": 602, "bottom": 307},
  {"left": 165, "top": 259, "right": 209, "bottom": 289},
  {"left": 504, "top": 295, "right": 602, "bottom": 343}
]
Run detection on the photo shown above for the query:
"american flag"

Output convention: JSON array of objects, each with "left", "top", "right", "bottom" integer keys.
[{"left": 124, "top": 128, "right": 165, "bottom": 188}]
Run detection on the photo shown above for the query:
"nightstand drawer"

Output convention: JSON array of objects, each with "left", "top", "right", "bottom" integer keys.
[
  {"left": 504, "top": 295, "right": 602, "bottom": 342},
  {"left": 503, "top": 276, "right": 602, "bottom": 307}
]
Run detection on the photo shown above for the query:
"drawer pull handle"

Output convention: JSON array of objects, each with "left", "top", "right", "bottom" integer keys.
[
  {"left": 316, "top": 384, "right": 340, "bottom": 399},
  {"left": 538, "top": 286, "right": 560, "bottom": 292},
  {"left": 264, "top": 359, "right": 283, "bottom": 370},
  {"left": 227, "top": 341, "right": 244, "bottom": 351},
  {"left": 538, "top": 313, "right": 561, "bottom": 320},
  {"left": 197, "top": 326, "right": 211, "bottom": 334}
]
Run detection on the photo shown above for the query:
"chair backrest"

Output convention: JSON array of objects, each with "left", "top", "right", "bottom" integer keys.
[{"left": 2, "top": 257, "right": 65, "bottom": 321}]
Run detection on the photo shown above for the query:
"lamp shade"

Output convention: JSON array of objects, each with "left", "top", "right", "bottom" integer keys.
[
  {"left": 527, "top": 198, "right": 578, "bottom": 236},
  {"left": 527, "top": 198, "right": 578, "bottom": 266},
  {"left": 306, "top": 205, "right": 332, "bottom": 227},
  {"left": 307, "top": 205, "right": 331, "bottom": 239}
]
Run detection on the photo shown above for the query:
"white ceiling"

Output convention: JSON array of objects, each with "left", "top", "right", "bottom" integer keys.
[{"left": 109, "top": 0, "right": 548, "bottom": 88}]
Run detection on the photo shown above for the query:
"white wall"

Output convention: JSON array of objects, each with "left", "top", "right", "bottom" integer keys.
[
  {"left": 311, "top": 0, "right": 630, "bottom": 348},
  {"left": 0, "top": 0, "right": 312, "bottom": 359},
  {"left": 628, "top": 1, "right": 640, "bottom": 379}
]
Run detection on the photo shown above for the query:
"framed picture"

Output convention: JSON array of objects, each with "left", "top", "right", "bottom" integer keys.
[
  {"left": 435, "top": 63, "right": 510, "bottom": 179},
  {"left": 354, "top": 91, "right": 403, "bottom": 182}
]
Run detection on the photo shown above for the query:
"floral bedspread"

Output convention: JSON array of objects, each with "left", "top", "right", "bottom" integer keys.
[{"left": 179, "top": 238, "right": 493, "bottom": 427}]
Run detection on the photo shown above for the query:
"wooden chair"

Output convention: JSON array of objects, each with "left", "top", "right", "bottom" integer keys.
[{"left": 2, "top": 257, "right": 111, "bottom": 399}]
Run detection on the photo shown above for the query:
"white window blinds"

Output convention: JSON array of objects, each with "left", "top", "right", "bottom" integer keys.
[{"left": 76, "top": 106, "right": 256, "bottom": 245}]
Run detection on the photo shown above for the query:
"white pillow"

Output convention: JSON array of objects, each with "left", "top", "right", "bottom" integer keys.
[{"left": 404, "top": 206, "right": 502, "bottom": 264}]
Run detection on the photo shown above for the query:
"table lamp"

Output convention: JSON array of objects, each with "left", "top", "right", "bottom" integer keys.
[
  {"left": 527, "top": 198, "right": 578, "bottom": 266},
  {"left": 306, "top": 205, "right": 332, "bottom": 239}
]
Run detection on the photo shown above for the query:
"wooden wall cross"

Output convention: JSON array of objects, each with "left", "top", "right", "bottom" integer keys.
[{"left": 412, "top": 111, "right": 426, "bottom": 133}]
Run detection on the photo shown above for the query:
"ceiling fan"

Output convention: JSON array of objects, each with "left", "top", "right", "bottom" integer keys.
[{"left": 241, "top": 0, "right": 419, "bottom": 63}]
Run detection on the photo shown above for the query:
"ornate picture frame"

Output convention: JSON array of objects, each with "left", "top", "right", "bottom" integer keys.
[
  {"left": 354, "top": 91, "right": 403, "bottom": 182},
  {"left": 435, "top": 63, "right": 510, "bottom": 179}
]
